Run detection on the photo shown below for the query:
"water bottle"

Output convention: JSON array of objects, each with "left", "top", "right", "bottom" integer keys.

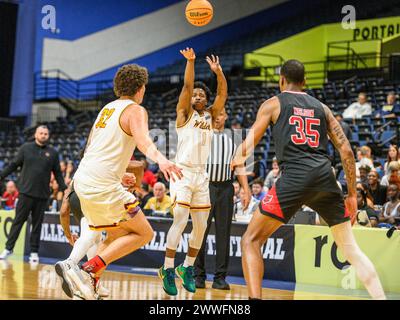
[{"left": 51, "top": 199, "right": 58, "bottom": 213}]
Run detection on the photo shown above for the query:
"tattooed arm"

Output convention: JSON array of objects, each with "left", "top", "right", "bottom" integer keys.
[{"left": 323, "top": 104, "right": 357, "bottom": 221}]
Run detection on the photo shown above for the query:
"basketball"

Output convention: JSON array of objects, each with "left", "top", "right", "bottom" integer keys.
[{"left": 185, "top": 0, "right": 213, "bottom": 27}]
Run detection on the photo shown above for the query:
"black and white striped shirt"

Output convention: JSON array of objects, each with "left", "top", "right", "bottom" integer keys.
[{"left": 206, "top": 129, "right": 237, "bottom": 182}]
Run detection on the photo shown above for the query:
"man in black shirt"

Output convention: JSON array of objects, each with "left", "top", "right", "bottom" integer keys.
[
  {"left": 367, "top": 171, "right": 387, "bottom": 206},
  {"left": 0, "top": 125, "right": 67, "bottom": 262}
]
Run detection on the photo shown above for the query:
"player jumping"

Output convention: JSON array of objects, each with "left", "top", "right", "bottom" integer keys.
[{"left": 159, "top": 48, "right": 227, "bottom": 296}]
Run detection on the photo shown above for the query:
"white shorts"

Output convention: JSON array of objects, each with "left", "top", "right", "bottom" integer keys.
[
  {"left": 73, "top": 177, "right": 139, "bottom": 231},
  {"left": 169, "top": 166, "right": 211, "bottom": 211}
]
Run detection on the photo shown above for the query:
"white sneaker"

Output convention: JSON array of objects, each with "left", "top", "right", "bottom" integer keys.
[
  {"left": 97, "top": 282, "right": 110, "bottom": 298},
  {"left": 29, "top": 252, "right": 39, "bottom": 263},
  {"left": 65, "top": 262, "right": 97, "bottom": 300},
  {"left": 0, "top": 249, "right": 12, "bottom": 260},
  {"left": 55, "top": 260, "right": 75, "bottom": 298}
]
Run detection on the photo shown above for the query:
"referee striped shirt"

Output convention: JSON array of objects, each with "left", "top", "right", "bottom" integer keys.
[{"left": 206, "top": 129, "right": 237, "bottom": 182}]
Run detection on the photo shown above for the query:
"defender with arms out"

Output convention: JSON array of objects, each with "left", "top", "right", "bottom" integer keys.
[{"left": 231, "top": 59, "right": 386, "bottom": 300}]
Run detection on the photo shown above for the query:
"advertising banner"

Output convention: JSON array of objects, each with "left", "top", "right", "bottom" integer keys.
[
  {"left": 35, "top": 213, "right": 296, "bottom": 281},
  {"left": 0, "top": 210, "right": 26, "bottom": 256},
  {"left": 294, "top": 225, "right": 400, "bottom": 293}
]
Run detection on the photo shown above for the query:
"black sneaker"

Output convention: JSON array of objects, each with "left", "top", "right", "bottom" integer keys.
[
  {"left": 212, "top": 278, "right": 230, "bottom": 290},
  {"left": 195, "top": 277, "right": 206, "bottom": 289}
]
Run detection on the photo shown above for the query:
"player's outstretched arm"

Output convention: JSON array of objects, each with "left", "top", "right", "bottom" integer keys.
[
  {"left": 176, "top": 48, "right": 196, "bottom": 127},
  {"left": 324, "top": 104, "right": 357, "bottom": 221},
  {"left": 207, "top": 55, "right": 228, "bottom": 119},
  {"left": 231, "top": 98, "right": 277, "bottom": 171},
  {"left": 129, "top": 106, "right": 183, "bottom": 182}
]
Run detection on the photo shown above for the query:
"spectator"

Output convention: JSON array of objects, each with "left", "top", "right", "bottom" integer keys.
[
  {"left": 334, "top": 113, "right": 352, "bottom": 141},
  {"left": 141, "top": 159, "right": 157, "bottom": 187},
  {"left": 367, "top": 171, "right": 387, "bottom": 206},
  {"left": 143, "top": 182, "right": 172, "bottom": 216},
  {"left": 137, "top": 183, "right": 153, "bottom": 208},
  {"left": 375, "top": 92, "right": 400, "bottom": 118},
  {"left": 358, "top": 165, "right": 371, "bottom": 184},
  {"left": 356, "top": 146, "right": 374, "bottom": 178},
  {"left": 48, "top": 179, "right": 63, "bottom": 211},
  {"left": 60, "top": 160, "right": 67, "bottom": 177},
  {"left": 379, "top": 183, "right": 400, "bottom": 226},
  {"left": 0, "top": 125, "right": 67, "bottom": 263},
  {"left": 234, "top": 187, "right": 259, "bottom": 222},
  {"left": 384, "top": 145, "right": 399, "bottom": 175},
  {"left": 251, "top": 178, "right": 266, "bottom": 201},
  {"left": 357, "top": 182, "right": 374, "bottom": 208},
  {"left": 356, "top": 188, "right": 379, "bottom": 227},
  {"left": 381, "top": 161, "right": 400, "bottom": 186},
  {"left": 342, "top": 92, "right": 372, "bottom": 119},
  {"left": 264, "top": 157, "right": 280, "bottom": 191},
  {"left": 1, "top": 181, "right": 19, "bottom": 210}
]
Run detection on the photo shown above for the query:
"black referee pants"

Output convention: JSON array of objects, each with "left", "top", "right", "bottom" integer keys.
[
  {"left": 6, "top": 193, "right": 48, "bottom": 253},
  {"left": 195, "top": 180, "right": 234, "bottom": 281}
]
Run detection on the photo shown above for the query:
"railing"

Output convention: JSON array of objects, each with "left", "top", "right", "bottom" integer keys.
[{"left": 34, "top": 70, "right": 114, "bottom": 110}]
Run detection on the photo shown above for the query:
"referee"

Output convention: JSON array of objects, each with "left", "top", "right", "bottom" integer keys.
[
  {"left": 194, "top": 109, "right": 251, "bottom": 290},
  {"left": 0, "top": 125, "right": 67, "bottom": 263}
]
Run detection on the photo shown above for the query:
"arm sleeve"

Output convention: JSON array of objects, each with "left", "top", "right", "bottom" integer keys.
[
  {"left": 53, "top": 153, "right": 67, "bottom": 191},
  {"left": 0, "top": 145, "right": 24, "bottom": 179}
]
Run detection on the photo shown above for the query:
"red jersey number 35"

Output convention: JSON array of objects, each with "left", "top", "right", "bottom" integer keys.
[{"left": 289, "top": 115, "right": 320, "bottom": 148}]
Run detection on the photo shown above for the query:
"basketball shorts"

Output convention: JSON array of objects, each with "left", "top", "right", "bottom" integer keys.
[
  {"left": 259, "top": 171, "right": 350, "bottom": 227},
  {"left": 73, "top": 177, "right": 140, "bottom": 231},
  {"left": 169, "top": 165, "right": 211, "bottom": 212}
]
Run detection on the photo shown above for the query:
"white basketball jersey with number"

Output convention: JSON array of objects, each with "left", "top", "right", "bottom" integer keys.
[
  {"left": 175, "top": 110, "right": 213, "bottom": 168},
  {"left": 74, "top": 99, "right": 137, "bottom": 187}
]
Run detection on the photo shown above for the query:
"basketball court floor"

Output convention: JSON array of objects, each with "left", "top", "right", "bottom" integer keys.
[{"left": 3, "top": 256, "right": 397, "bottom": 300}]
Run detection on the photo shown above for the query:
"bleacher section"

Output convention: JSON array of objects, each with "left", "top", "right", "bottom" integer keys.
[{"left": 1, "top": 77, "right": 399, "bottom": 183}]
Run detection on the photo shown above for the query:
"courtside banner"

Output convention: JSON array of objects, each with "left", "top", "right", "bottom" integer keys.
[
  {"left": 36, "top": 213, "right": 295, "bottom": 281},
  {"left": 294, "top": 225, "right": 400, "bottom": 293},
  {"left": 0, "top": 210, "right": 26, "bottom": 255}
]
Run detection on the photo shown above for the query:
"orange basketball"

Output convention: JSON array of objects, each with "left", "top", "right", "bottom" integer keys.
[{"left": 185, "top": 0, "right": 213, "bottom": 27}]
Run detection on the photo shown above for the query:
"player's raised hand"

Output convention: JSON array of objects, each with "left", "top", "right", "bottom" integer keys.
[
  {"left": 206, "top": 54, "right": 222, "bottom": 73},
  {"left": 159, "top": 159, "right": 183, "bottom": 182},
  {"left": 180, "top": 47, "right": 196, "bottom": 61}
]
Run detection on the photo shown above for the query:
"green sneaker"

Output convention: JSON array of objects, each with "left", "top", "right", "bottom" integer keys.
[
  {"left": 175, "top": 264, "right": 196, "bottom": 293},
  {"left": 158, "top": 266, "right": 177, "bottom": 296}
]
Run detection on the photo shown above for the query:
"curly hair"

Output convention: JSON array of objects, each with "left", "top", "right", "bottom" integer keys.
[
  {"left": 194, "top": 81, "right": 211, "bottom": 102},
  {"left": 113, "top": 64, "right": 148, "bottom": 97}
]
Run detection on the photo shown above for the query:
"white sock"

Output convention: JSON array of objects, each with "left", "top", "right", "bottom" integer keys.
[
  {"left": 69, "top": 218, "right": 101, "bottom": 264},
  {"left": 164, "top": 257, "right": 175, "bottom": 269},
  {"left": 183, "top": 255, "right": 196, "bottom": 267}
]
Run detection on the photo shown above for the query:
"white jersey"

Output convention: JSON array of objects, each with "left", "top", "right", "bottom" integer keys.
[
  {"left": 74, "top": 99, "right": 137, "bottom": 187},
  {"left": 175, "top": 110, "right": 213, "bottom": 169}
]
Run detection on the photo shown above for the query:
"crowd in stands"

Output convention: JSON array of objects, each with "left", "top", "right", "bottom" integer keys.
[{"left": 1, "top": 83, "right": 400, "bottom": 230}]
